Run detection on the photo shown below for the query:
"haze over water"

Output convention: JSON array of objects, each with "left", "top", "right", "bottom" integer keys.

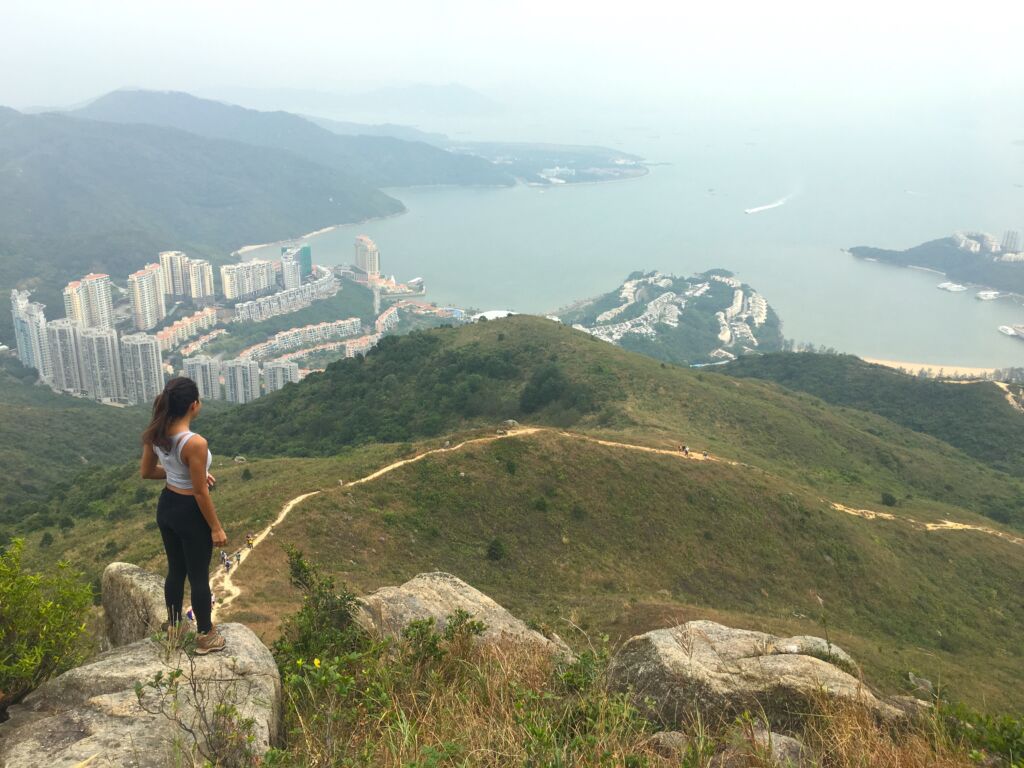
[{"left": 248, "top": 109, "right": 1024, "bottom": 369}]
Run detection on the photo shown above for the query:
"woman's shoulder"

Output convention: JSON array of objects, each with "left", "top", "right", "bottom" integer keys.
[{"left": 182, "top": 432, "right": 209, "bottom": 453}]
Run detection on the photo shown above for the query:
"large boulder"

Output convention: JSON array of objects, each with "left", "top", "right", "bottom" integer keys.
[
  {"left": 102, "top": 561, "right": 167, "bottom": 647},
  {"left": 356, "top": 572, "right": 570, "bottom": 657},
  {"left": 0, "top": 624, "right": 280, "bottom": 768},
  {"left": 608, "top": 620, "right": 899, "bottom": 729}
]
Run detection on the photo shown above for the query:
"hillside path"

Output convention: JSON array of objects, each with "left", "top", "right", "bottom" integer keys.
[{"left": 211, "top": 426, "right": 1021, "bottom": 618}]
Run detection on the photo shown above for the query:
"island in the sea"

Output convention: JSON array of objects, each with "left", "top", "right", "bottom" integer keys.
[
  {"left": 849, "top": 231, "right": 1024, "bottom": 296},
  {"left": 559, "top": 270, "right": 783, "bottom": 365}
]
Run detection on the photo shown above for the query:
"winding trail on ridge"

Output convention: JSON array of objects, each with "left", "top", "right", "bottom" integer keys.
[{"left": 211, "top": 426, "right": 1022, "bottom": 617}]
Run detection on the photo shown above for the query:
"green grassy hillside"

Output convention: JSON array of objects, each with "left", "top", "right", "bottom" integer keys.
[
  {"left": 23, "top": 428, "right": 1024, "bottom": 709},
  {"left": 18, "top": 317, "right": 1024, "bottom": 710},
  {"left": 204, "top": 316, "right": 1024, "bottom": 528},
  {"left": 722, "top": 352, "right": 1024, "bottom": 476},
  {"left": 0, "top": 356, "right": 147, "bottom": 511}
]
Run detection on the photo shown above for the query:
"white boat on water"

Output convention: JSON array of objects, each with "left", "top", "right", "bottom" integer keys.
[
  {"left": 976, "top": 290, "right": 1000, "bottom": 300},
  {"left": 937, "top": 281, "right": 968, "bottom": 292},
  {"left": 1000, "top": 326, "right": 1018, "bottom": 337}
]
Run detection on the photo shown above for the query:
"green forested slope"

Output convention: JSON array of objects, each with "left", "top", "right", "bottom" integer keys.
[
  {"left": 722, "top": 352, "right": 1024, "bottom": 476},
  {"left": 0, "top": 357, "right": 147, "bottom": 510}
]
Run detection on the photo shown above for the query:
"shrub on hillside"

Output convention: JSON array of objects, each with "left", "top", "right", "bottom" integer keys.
[{"left": 0, "top": 539, "right": 92, "bottom": 717}]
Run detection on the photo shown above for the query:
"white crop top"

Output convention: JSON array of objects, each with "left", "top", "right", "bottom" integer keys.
[{"left": 154, "top": 431, "right": 212, "bottom": 490}]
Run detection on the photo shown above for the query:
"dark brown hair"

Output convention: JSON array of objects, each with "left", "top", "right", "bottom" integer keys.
[{"left": 142, "top": 377, "right": 200, "bottom": 451}]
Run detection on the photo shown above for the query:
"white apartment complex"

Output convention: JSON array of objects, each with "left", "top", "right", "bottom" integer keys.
[
  {"left": 221, "top": 259, "right": 275, "bottom": 301},
  {"left": 281, "top": 253, "right": 302, "bottom": 291},
  {"left": 263, "top": 360, "right": 301, "bottom": 392},
  {"left": 63, "top": 273, "right": 114, "bottom": 329},
  {"left": 224, "top": 359, "right": 262, "bottom": 404},
  {"left": 240, "top": 316, "right": 362, "bottom": 361},
  {"left": 187, "top": 258, "right": 216, "bottom": 303},
  {"left": 46, "top": 319, "right": 84, "bottom": 395},
  {"left": 184, "top": 356, "right": 222, "bottom": 400},
  {"left": 159, "top": 251, "right": 190, "bottom": 297},
  {"left": 155, "top": 307, "right": 218, "bottom": 352},
  {"left": 78, "top": 327, "right": 124, "bottom": 401},
  {"left": 10, "top": 290, "right": 53, "bottom": 382},
  {"left": 120, "top": 333, "right": 164, "bottom": 405},
  {"left": 354, "top": 235, "right": 380, "bottom": 276},
  {"left": 232, "top": 270, "right": 337, "bottom": 323},
  {"left": 127, "top": 263, "right": 167, "bottom": 331}
]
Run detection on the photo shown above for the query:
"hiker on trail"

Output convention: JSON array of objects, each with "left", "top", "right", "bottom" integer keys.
[
  {"left": 235, "top": 552, "right": 241, "bottom": 565},
  {"left": 683, "top": 445, "right": 690, "bottom": 456},
  {"left": 246, "top": 533, "right": 254, "bottom": 549},
  {"left": 140, "top": 376, "right": 227, "bottom": 656},
  {"left": 702, "top": 450, "right": 709, "bottom": 459}
]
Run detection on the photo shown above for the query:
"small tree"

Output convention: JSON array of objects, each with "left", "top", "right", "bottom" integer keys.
[
  {"left": 486, "top": 538, "right": 507, "bottom": 561},
  {"left": 0, "top": 539, "right": 92, "bottom": 716},
  {"left": 881, "top": 492, "right": 898, "bottom": 507},
  {"left": 241, "top": 468, "right": 253, "bottom": 482}
]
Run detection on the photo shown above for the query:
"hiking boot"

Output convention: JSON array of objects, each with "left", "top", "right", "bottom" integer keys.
[{"left": 195, "top": 626, "right": 226, "bottom": 655}]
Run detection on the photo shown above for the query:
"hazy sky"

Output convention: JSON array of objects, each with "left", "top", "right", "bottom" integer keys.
[{"left": 3, "top": 0, "right": 1023, "bottom": 122}]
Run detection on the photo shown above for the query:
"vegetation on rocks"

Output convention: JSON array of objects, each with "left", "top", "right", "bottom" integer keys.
[{"left": 0, "top": 539, "right": 92, "bottom": 718}]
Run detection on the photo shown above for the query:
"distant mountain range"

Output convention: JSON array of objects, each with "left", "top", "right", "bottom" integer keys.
[
  {"left": 200, "top": 83, "right": 500, "bottom": 120},
  {"left": 73, "top": 90, "right": 513, "bottom": 188}
]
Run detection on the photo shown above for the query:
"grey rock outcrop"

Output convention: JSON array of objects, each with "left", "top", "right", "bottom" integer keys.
[
  {"left": 102, "top": 561, "right": 167, "bottom": 647},
  {"left": 715, "top": 728, "right": 809, "bottom": 767},
  {"left": 356, "top": 571, "right": 570, "bottom": 657},
  {"left": 608, "top": 620, "right": 899, "bottom": 728},
  {"left": 0, "top": 624, "right": 280, "bottom": 768},
  {"left": 648, "top": 730, "right": 691, "bottom": 758}
]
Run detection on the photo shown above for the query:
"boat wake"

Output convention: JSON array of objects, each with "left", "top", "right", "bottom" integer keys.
[{"left": 744, "top": 193, "right": 794, "bottom": 215}]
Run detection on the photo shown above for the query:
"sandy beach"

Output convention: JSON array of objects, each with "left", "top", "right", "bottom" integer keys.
[
  {"left": 862, "top": 357, "right": 997, "bottom": 378},
  {"left": 232, "top": 224, "right": 341, "bottom": 258}
]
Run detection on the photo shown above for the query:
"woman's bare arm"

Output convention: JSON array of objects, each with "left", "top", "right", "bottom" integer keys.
[
  {"left": 140, "top": 443, "right": 166, "bottom": 480},
  {"left": 183, "top": 436, "right": 227, "bottom": 547}
]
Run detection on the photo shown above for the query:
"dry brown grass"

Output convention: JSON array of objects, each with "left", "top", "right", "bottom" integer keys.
[{"left": 797, "top": 696, "right": 974, "bottom": 768}]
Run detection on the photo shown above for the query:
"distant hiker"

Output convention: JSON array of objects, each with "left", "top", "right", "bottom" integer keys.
[
  {"left": 683, "top": 445, "right": 690, "bottom": 456},
  {"left": 702, "top": 450, "right": 709, "bottom": 459},
  {"left": 679, "top": 444, "right": 684, "bottom": 452},
  {"left": 246, "top": 533, "right": 254, "bottom": 549},
  {"left": 140, "top": 376, "right": 226, "bottom": 656},
  {"left": 235, "top": 552, "right": 241, "bottom": 565}
]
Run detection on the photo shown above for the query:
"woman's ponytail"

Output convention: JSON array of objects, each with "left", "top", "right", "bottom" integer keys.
[{"left": 142, "top": 377, "right": 200, "bottom": 450}]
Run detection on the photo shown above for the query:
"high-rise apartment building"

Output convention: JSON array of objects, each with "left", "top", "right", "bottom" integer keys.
[
  {"left": 281, "top": 254, "right": 302, "bottom": 290},
  {"left": 78, "top": 327, "right": 124, "bottom": 401},
  {"left": 159, "top": 251, "right": 190, "bottom": 298},
  {"left": 223, "top": 359, "right": 262, "bottom": 404},
  {"left": 121, "top": 333, "right": 164, "bottom": 405},
  {"left": 220, "top": 260, "right": 275, "bottom": 301},
  {"left": 46, "top": 319, "right": 84, "bottom": 395},
  {"left": 187, "top": 259, "right": 216, "bottom": 304},
  {"left": 63, "top": 273, "right": 114, "bottom": 329},
  {"left": 127, "top": 263, "right": 167, "bottom": 331},
  {"left": 263, "top": 360, "right": 300, "bottom": 392},
  {"left": 354, "top": 236, "right": 380, "bottom": 276},
  {"left": 1002, "top": 230, "right": 1021, "bottom": 254},
  {"left": 10, "top": 290, "right": 53, "bottom": 382},
  {"left": 282, "top": 244, "right": 313, "bottom": 277},
  {"left": 183, "top": 356, "right": 222, "bottom": 400}
]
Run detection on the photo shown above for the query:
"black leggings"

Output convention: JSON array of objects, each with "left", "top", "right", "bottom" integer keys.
[{"left": 157, "top": 488, "right": 213, "bottom": 633}]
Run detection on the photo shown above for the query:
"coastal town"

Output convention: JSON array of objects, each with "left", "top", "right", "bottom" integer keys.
[
  {"left": 9, "top": 235, "right": 462, "bottom": 407},
  {"left": 565, "top": 270, "right": 778, "bottom": 364}
]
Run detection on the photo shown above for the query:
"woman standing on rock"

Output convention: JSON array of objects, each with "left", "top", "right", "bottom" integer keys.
[{"left": 140, "top": 376, "right": 227, "bottom": 655}]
